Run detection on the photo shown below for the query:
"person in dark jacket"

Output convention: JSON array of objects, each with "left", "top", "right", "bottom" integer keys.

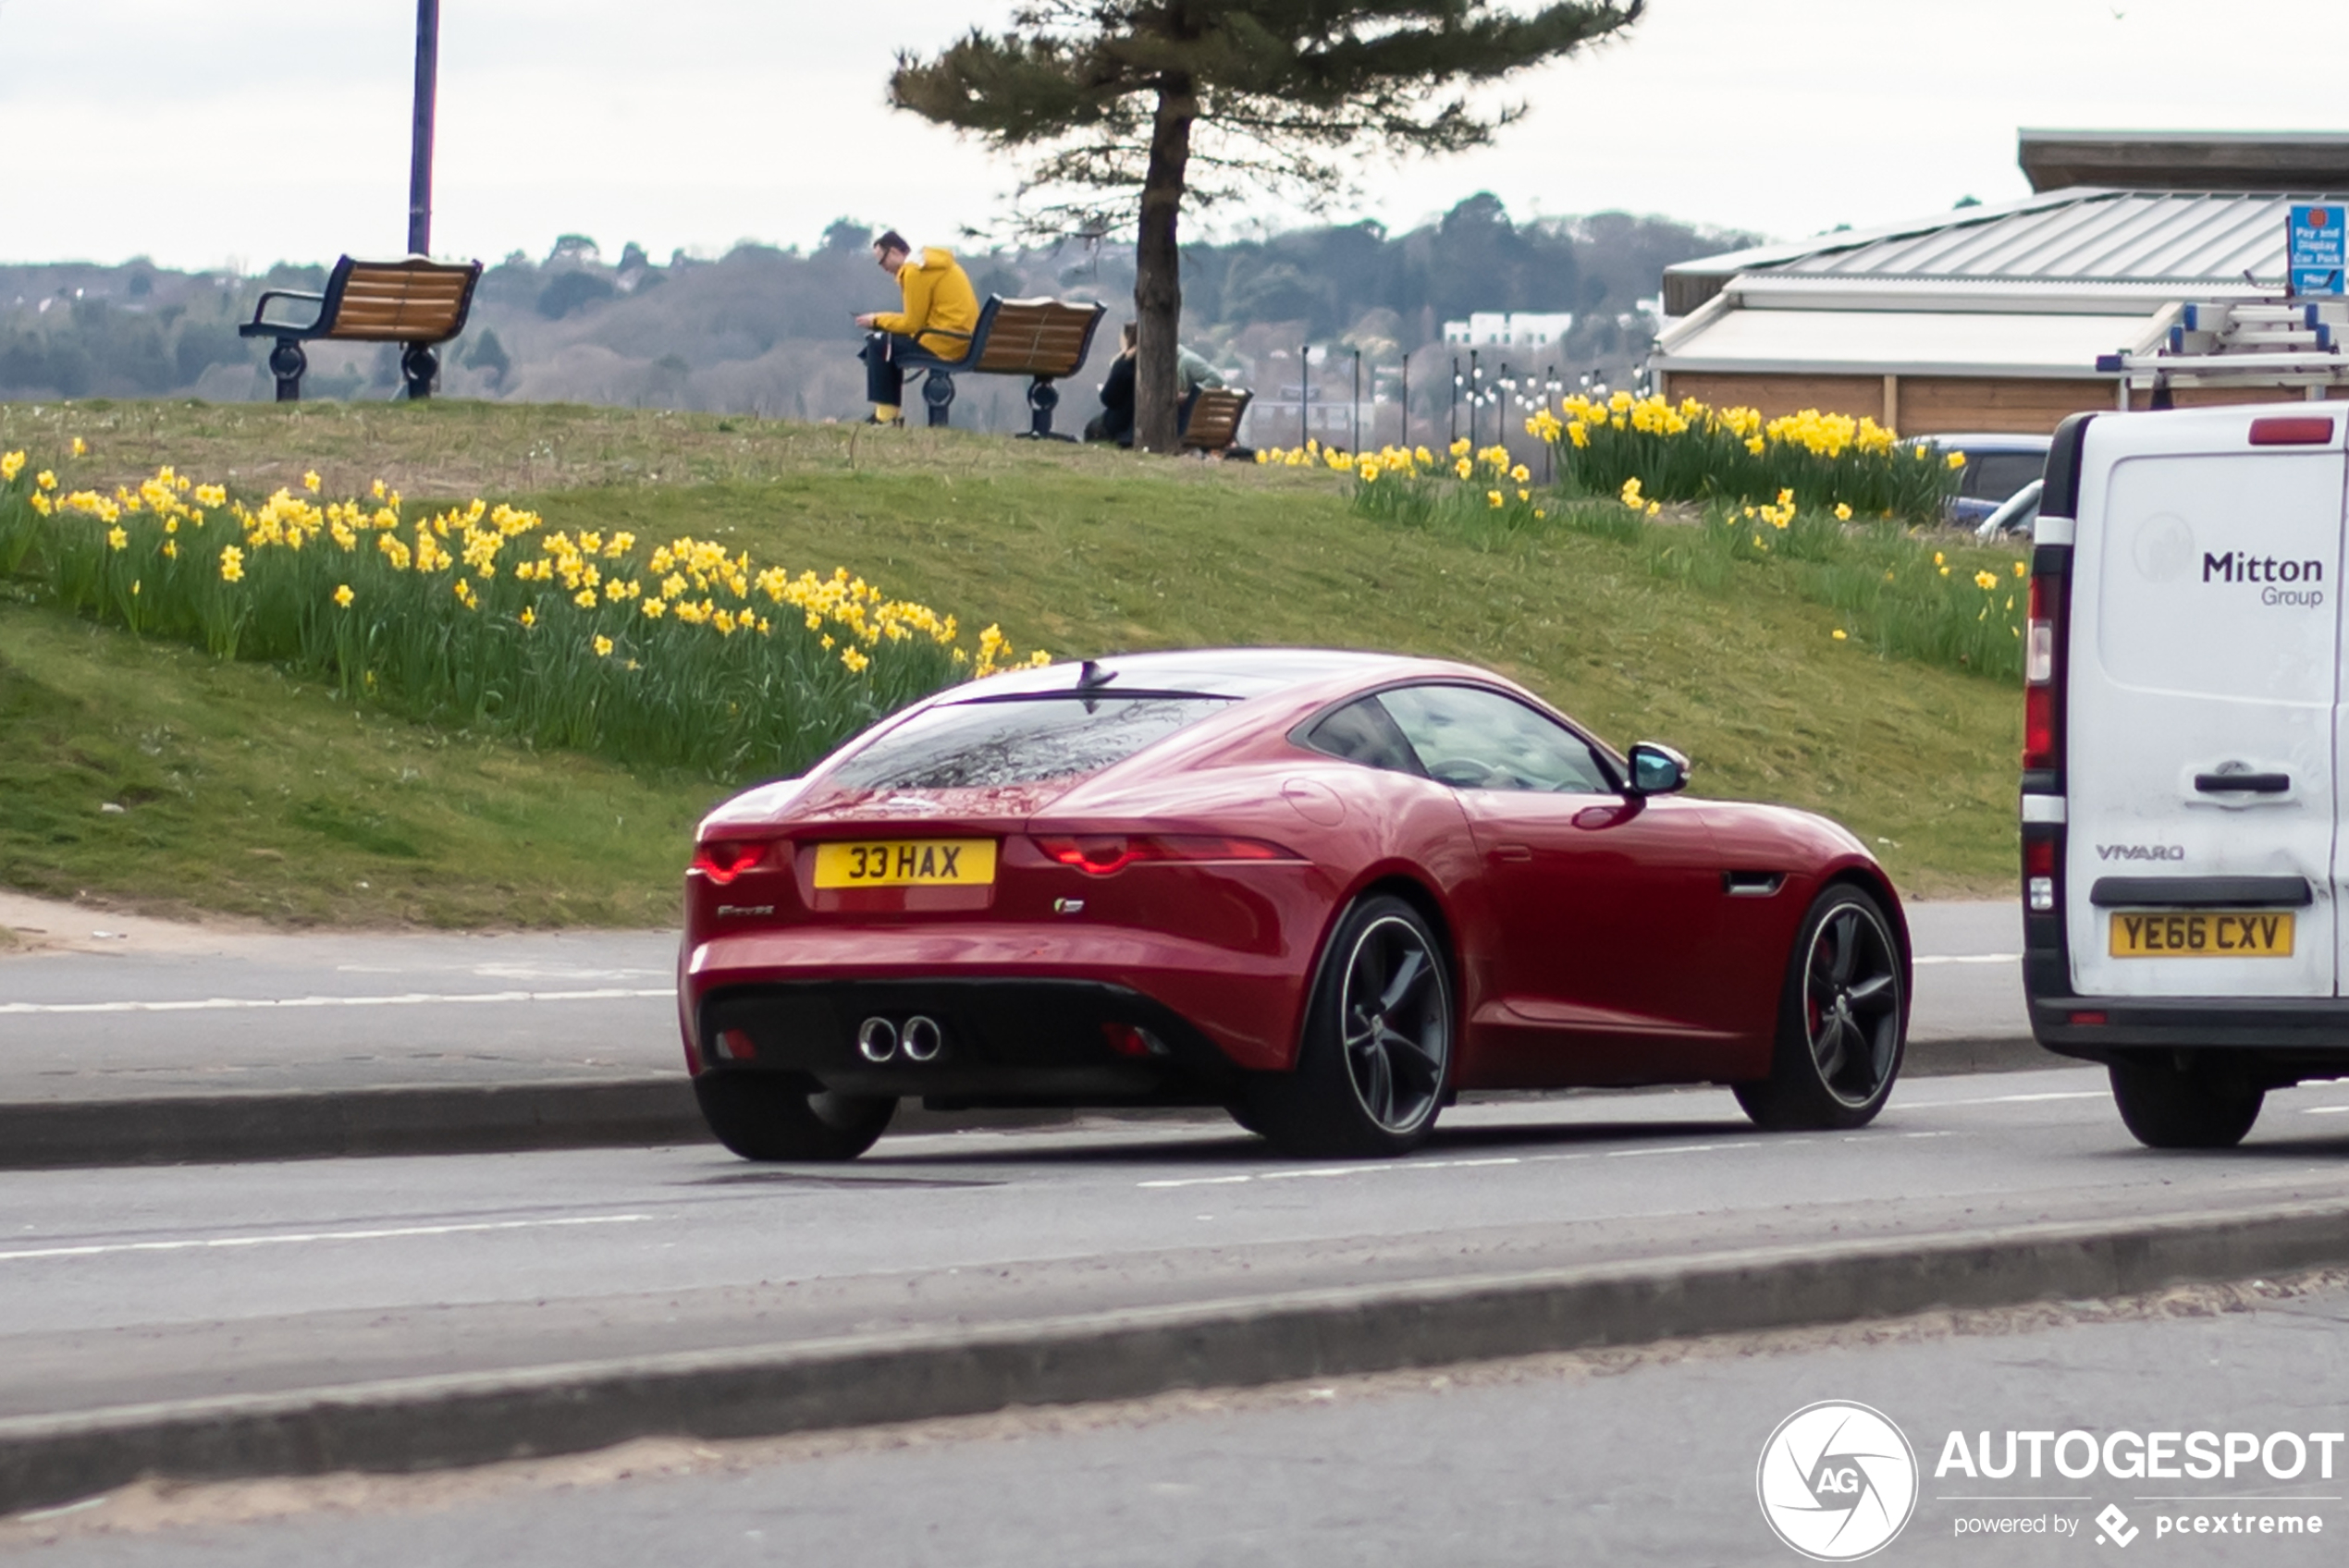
[{"left": 1086, "top": 325, "right": 1223, "bottom": 446}]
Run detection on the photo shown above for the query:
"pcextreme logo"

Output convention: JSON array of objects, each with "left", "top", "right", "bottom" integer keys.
[{"left": 1758, "top": 1401, "right": 1921, "bottom": 1561}]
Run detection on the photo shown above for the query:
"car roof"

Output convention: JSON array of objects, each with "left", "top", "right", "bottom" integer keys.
[
  {"left": 1923, "top": 432, "right": 2052, "bottom": 453},
  {"left": 933, "top": 647, "right": 1482, "bottom": 704}
]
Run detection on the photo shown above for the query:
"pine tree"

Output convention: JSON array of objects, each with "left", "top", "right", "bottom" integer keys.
[{"left": 891, "top": 1, "right": 1642, "bottom": 452}]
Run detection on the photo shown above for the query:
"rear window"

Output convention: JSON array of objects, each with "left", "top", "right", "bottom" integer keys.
[
  {"left": 1961, "top": 450, "right": 2047, "bottom": 501},
  {"left": 823, "top": 695, "right": 1236, "bottom": 791}
]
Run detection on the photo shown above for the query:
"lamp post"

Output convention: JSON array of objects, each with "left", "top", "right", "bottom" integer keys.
[{"left": 408, "top": 0, "right": 440, "bottom": 257}]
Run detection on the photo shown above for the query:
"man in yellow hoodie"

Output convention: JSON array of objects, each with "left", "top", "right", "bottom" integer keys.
[{"left": 854, "top": 231, "right": 980, "bottom": 424}]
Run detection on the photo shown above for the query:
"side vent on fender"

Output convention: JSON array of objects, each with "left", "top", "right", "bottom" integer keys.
[{"left": 1723, "top": 871, "right": 1788, "bottom": 898}]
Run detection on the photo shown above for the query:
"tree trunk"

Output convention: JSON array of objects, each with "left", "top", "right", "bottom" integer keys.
[{"left": 1133, "top": 76, "right": 1195, "bottom": 455}]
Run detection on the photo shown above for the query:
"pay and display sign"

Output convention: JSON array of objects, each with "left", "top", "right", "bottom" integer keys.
[{"left": 2289, "top": 204, "right": 2344, "bottom": 296}]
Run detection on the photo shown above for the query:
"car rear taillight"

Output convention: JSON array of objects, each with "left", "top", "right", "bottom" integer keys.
[
  {"left": 692, "top": 839, "right": 773, "bottom": 885},
  {"left": 1033, "top": 834, "right": 1300, "bottom": 876},
  {"left": 2023, "top": 569, "right": 2063, "bottom": 773}
]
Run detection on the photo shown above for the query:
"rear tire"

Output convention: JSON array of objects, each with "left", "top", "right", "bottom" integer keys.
[
  {"left": 1244, "top": 895, "right": 1452, "bottom": 1159},
  {"left": 2109, "top": 1055, "right": 2263, "bottom": 1149},
  {"left": 694, "top": 1072, "right": 895, "bottom": 1161},
  {"left": 1735, "top": 884, "right": 1906, "bottom": 1132}
]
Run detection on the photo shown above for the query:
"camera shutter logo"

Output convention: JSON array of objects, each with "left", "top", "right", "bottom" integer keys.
[{"left": 1757, "top": 1401, "right": 1919, "bottom": 1561}]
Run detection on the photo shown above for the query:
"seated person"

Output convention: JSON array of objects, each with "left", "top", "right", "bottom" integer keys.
[
  {"left": 853, "top": 230, "right": 979, "bottom": 425},
  {"left": 1085, "top": 325, "right": 1224, "bottom": 446}
]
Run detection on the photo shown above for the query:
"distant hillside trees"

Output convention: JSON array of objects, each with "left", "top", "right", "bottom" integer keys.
[{"left": 0, "top": 201, "right": 1745, "bottom": 414}]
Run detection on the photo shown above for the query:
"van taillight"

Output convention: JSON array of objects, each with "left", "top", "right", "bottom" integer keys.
[
  {"left": 2023, "top": 834, "right": 2058, "bottom": 913},
  {"left": 2249, "top": 416, "right": 2336, "bottom": 447},
  {"left": 2023, "top": 571, "right": 2061, "bottom": 772}
]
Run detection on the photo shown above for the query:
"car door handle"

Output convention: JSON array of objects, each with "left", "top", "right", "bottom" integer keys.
[
  {"left": 1494, "top": 843, "right": 1533, "bottom": 862},
  {"left": 2194, "top": 772, "right": 2291, "bottom": 794}
]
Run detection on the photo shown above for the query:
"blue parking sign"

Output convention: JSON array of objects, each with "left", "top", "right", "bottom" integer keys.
[{"left": 2290, "top": 204, "right": 2345, "bottom": 296}]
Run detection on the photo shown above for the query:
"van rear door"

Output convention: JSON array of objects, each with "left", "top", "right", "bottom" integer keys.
[{"left": 2066, "top": 408, "right": 2347, "bottom": 999}]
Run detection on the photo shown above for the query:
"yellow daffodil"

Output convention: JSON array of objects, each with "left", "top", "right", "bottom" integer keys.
[
  {"left": 1832, "top": 629, "right": 1848, "bottom": 641},
  {"left": 70, "top": 436, "right": 87, "bottom": 457},
  {"left": 0, "top": 451, "right": 22, "bottom": 483},
  {"left": 105, "top": 526, "right": 127, "bottom": 550},
  {"left": 302, "top": 471, "right": 321, "bottom": 493},
  {"left": 334, "top": 584, "right": 354, "bottom": 607},
  {"left": 593, "top": 634, "right": 614, "bottom": 657},
  {"left": 1834, "top": 502, "right": 1852, "bottom": 521}
]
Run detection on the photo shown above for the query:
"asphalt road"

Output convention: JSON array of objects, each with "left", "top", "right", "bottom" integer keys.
[
  {"left": 6, "top": 1063, "right": 2349, "bottom": 1432},
  {"left": 11, "top": 1271, "right": 2348, "bottom": 1566},
  {"left": 0, "top": 899, "right": 2025, "bottom": 1103}
]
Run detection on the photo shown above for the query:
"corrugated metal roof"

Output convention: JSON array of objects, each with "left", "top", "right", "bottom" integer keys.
[
  {"left": 1663, "top": 189, "right": 2349, "bottom": 315},
  {"left": 1781, "top": 190, "right": 2331, "bottom": 284}
]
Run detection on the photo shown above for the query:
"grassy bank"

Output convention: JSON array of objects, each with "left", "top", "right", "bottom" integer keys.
[
  {"left": 0, "top": 596, "right": 702, "bottom": 926},
  {"left": 1, "top": 399, "right": 2022, "bottom": 919}
]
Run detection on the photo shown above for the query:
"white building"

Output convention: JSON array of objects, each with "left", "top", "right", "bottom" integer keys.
[{"left": 1441, "top": 311, "right": 1575, "bottom": 349}]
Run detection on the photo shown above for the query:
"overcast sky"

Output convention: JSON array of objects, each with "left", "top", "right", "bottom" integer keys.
[{"left": 2, "top": 0, "right": 2344, "bottom": 272}]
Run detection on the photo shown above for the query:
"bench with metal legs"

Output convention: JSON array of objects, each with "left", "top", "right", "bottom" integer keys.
[
  {"left": 885, "top": 296, "right": 1108, "bottom": 438},
  {"left": 240, "top": 255, "right": 482, "bottom": 402}
]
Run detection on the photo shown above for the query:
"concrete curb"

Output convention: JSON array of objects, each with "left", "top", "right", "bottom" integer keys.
[
  {"left": 0, "top": 1035, "right": 2053, "bottom": 1170},
  {"left": 0, "top": 1082, "right": 710, "bottom": 1170},
  {"left": 3, "top": 1194, "right": 2344, "bottom": 1516}
]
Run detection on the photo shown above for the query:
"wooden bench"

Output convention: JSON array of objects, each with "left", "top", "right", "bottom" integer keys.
[
  {"left": 891, "top": 296, "right": 1107, "bottom": 437},
  {"left": 240, "top": 255, "right": 483, "bottom": 402},
  {"left": 1180, "top": 387, "right": 1253, "bottom": 453}
]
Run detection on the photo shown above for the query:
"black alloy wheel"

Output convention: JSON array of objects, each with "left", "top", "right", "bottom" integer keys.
[
  {"left": 1241, "top": 894, "right": 1452, "bottom": 1158},
  {"left": 694, "top": 1072, "right": 896, "bottom": 1161},
  {"left": 1736, "top": 885, "right": 1905, "bottom": 1132}
]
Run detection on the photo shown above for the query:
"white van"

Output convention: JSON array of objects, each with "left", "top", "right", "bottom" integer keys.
[{"left": 2025, "top": 401, "right": 2349, "bottom": 1147}]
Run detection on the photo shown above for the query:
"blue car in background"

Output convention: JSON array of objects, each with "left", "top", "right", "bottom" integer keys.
[{"left": 1924, "top": 433, "right": 2051, "bottom": 533}]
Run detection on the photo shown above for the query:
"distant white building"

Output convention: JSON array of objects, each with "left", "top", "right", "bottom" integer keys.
[{"left": 1442, "top": 311, "right": 1575, "bottom": 349}]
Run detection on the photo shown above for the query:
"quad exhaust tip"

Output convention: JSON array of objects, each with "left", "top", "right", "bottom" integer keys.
[
  {"left": 856, "top": 1017, "right": 899, "bottom": 1063},
  {"left": 902, "top": 1015, "right": 944, "bottom": 1062}
]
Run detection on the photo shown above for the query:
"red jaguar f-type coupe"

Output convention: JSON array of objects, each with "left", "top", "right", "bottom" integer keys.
[{"left": 681, "top": 649, "right": 1909, "bottom": 1160}]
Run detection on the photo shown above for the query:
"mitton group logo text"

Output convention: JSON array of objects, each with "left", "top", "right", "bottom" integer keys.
[{"left": 1758, "top": 1401, "right": 2342, "bottom": 1560}]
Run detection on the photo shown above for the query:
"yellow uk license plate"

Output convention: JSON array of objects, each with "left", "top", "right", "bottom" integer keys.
[
  {"left": 2109, "top": 910, "right": 2294, "bottom": 958},
  {"left": 812, "top": 839, "right": 995, "bottom": 889}
]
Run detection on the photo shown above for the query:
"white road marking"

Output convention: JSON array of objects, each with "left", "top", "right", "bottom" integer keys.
[
  {"left": 1139, "top": 1151, "right": 1593, "bottom": 1190},
  {"left": 2301, "top": 1105, "right": 2349, "bottom": 1116},
  {"left": 1912, "top": 1090, "right": 2107, "bottom": 1109},
  {"left": 1607, "top": 1143, "right": 1737, "bottom": 1158},
  {"left": 1913, "top": 953, "right": 2022, "bottom": 965},
  {"left": 0, "top": 988, "right": 672, "bottom": 1015},
  {"left": 0, "top": 1212, "right": 651, "bottom": 1262}
]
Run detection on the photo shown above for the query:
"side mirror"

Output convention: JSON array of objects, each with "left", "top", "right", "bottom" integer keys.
[{"left": 1626, "top": 741, "right": 1690, "bottom": 797}]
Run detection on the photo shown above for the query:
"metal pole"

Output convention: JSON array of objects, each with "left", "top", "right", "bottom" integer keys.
[
  {"left": 1400, "top": 354, "right": 1408, "bottom": 450},
  {"left": 1469, "top": 349, "right": 1481, "bottom": 448},
  {"left": 1299, "top": 342, "right": 1309, "bottom": 448},
  {"left": 1449, "top": 356, "right": 1458, "bottom": 445},
  {"left": 408, "top": 0, "right": 439, "bottom": 256},
  {"left": 1351, "top": 349, "right": 1361, "bottom": 454}
]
